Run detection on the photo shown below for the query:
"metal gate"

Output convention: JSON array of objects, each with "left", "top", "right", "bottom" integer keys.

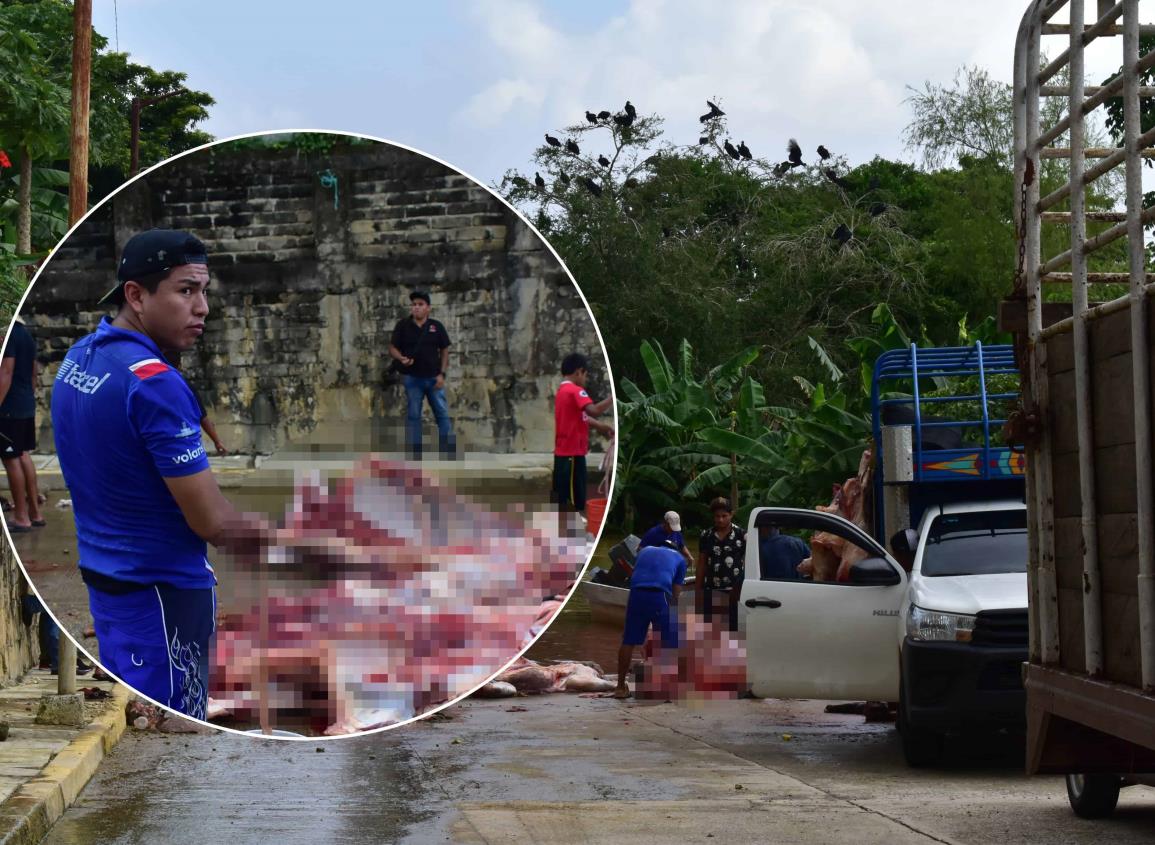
[{"left": 1013, "top": 0, "right": 1155, "bottom": 691}]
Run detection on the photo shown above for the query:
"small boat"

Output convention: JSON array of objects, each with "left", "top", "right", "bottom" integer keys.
[
  {"left": 581, "top": 534, "right": 697, "bottom": 625},
  {"left": 580, "top": 577, "right": 697, "bottom": 626}
]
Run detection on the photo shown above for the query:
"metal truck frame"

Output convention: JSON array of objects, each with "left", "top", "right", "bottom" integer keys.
[{"left": 1012, "top": 0, "right": 1155, "bottom": 808}]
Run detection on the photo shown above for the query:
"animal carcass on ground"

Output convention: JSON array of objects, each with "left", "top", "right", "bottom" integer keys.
[{"left": 210, "top": 459, "right": 585, "bottom": 735}]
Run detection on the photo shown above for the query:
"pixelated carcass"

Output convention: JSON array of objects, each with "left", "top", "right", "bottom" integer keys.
[{"left": 210, "top": 459, "right": 584, "bottom": 735}]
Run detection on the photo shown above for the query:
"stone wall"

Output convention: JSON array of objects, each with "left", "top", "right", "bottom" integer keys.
[
  {"left": 25, "top": 140, "right": 608, "bottom": 454},
  {"left": 0, "top": 551, "right": 35, "bottom": 683}
]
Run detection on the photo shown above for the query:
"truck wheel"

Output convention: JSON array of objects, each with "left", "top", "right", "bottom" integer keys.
[
  {"left": 899, "top": 687, "right": 943, "bottom": 767},
  {"left": 1065, "top": 774, "right": 1120, "bottom": 819}
]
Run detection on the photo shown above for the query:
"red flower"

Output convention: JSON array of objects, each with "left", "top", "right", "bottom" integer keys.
[{"left": 0, "top": 150, "right": 10, "bottom": 168}]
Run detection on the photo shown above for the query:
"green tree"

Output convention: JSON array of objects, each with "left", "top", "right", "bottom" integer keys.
[
  {"left": 501, "top": 108, "right": 928, "bottom": 401},
  {"left": 0, "top": 0, "right": 215, "bottom": 308},
  {"left": 614, "top": 338, "right": 758, "bottom": 527},
  {"left": 0, "top": 0, "right": 72, "bottom": 253},
  {"left": 86, "top": 53, "right": 214, "bottom": 198}
]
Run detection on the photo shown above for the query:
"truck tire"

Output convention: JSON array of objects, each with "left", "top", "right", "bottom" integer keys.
[
  {"left": 1065, "top": 774, "right": 1120, "bottom": 819},
  {"left": 899, "top": 684, "right": 943, "bottom": 767}
]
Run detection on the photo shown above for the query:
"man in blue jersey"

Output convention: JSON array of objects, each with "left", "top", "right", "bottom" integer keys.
[
  {"left": 613, "top": 538, "right": 686, "bottom": 699},
  {"left": 51, "top": 229, "right": 268, "bottom": 720}
]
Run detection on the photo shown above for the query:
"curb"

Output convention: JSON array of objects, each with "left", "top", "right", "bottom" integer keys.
[{"left": 0, "top": 684, "right": 131, "bottom": 845}]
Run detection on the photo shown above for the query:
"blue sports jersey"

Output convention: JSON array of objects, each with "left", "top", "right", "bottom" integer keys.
[
  {"left": 51, "top": 318, "right": 214, "bottom": 589},
  {"left": 629, "top": 545, "right": 686, "bottom": 596}
]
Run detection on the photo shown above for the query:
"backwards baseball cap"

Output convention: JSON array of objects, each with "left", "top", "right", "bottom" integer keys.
[
  {"left": 663, "top": 510, "right": 682, "bottom": 531},
  {"left": 100, "top": 229, "right": 208, "bottom": 306}
]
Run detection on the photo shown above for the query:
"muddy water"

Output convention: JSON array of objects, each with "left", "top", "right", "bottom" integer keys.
[{"left": 524, "top": 530, "right": 627, "bottom": 671}]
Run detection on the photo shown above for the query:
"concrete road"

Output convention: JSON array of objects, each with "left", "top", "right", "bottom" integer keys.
[{"left": 41, "top": 695, "right": 1155, "bottom": 844}]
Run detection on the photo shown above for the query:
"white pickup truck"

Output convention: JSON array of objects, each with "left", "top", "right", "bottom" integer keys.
[
  {"left": 739, "top": 341, "right": 1032, "bottom": 766},
  {"left": 739, "top": 499, "right": 1028, "bottom": 766}
]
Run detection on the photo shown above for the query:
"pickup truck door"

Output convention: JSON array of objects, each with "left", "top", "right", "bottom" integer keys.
[{"left": 740, "top": 507, "right": 907, "bottom": 702}]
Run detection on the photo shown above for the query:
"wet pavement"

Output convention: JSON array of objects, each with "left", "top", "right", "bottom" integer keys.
[
  {"left": 39, "top": 694, "right": 1155, "bottom": 844},
  {"left": 39, "top": 731, "right": 427, "bottom": 844}
]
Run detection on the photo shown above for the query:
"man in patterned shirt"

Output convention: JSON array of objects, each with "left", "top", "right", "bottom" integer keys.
[{"left": 697, "top": 496, "right": 746, "bottom": 632}]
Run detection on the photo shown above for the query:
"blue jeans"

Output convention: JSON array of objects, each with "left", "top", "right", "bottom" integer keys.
[
  {"left": 403, "top": 375, "right": 456, "bottom": 458},
  {"left": 22, "top": 595, "right": 59, "bottom": 670}
]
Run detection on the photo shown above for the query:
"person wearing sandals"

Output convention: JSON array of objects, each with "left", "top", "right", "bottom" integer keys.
[{"left": 0, "top": 317, "right": 46, "bottom": 533}]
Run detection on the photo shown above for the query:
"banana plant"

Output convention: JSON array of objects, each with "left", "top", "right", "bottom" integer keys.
[{"left": 612, "top": 338, "right": 759, "bottom": 527}]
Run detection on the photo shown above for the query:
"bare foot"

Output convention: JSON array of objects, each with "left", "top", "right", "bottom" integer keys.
[{"left": 612, "top": 686, "right": 631, "bottom": 700}]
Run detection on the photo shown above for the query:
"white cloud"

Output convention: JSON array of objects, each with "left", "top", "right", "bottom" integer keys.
[
  {"left": 462, "top": 79, "right": 547, "bottom": 129},
  {"left": 456, "top": 0, "right": 1040, "bottom": 169}
]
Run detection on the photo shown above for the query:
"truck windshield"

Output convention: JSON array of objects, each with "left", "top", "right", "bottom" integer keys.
[{"left": 921, "top": 510, "right": 1027, "bottom": 576}]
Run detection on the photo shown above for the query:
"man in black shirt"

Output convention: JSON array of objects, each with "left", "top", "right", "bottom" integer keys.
[
  {"left": 388, "top": 291, "right": 456, "bottom": 459},
  {"left": 0, "top": 318, "right": 45, "bottom": 532}
]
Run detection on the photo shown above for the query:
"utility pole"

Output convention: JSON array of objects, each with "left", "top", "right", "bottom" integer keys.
[
  {"left": 59, "top": 0, "right": 93, "bottom": 695},
  {"left": 129, "top": 90, "right": 183, "bottom": 177},
  {"left": 67, "top": 0, "right": 92, "bottom": 227}
]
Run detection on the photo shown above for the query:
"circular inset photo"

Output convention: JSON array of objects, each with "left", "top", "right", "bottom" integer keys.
[{"left": 7, "top": 131, "right": 615, "bottom": 737}]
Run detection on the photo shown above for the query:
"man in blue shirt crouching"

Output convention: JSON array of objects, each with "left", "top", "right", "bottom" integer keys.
[{"left": 613, "top": 538, "right": 686, "bottom": 699}]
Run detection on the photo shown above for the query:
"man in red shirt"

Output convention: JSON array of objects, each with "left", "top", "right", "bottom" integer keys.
[{"left": 553, "top": 353, "right": 612, "bottom": 517}]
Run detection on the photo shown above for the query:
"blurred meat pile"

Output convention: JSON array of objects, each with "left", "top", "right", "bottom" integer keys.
[
  {"left": 635, "top": 612, "right": 747, "bottom": 700},
  {"left": 210, "top": 459, "right": 585, "bottom": 735}
]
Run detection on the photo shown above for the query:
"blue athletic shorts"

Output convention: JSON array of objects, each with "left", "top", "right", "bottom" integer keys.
[
  {"left": 87, "top": 584, "right": 216, "bottom": 720},
  {"left": 622, "top": 587, "right": 679, "bottom": 647}
]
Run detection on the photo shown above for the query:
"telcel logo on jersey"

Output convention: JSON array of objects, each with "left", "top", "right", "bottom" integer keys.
[
  {"left": 171, "top": 445, "right": 206, "bottom": 465},
  {"left": 55, "top": 359, "right": 111, "bottom": 395}
]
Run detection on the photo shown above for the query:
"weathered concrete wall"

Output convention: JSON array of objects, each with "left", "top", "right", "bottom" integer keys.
[
  {"left": 0, "top": 550, "right": 36, "bottom": 683},
  {"left": 25, "top": 141, "right": 607, "bottom": 454}
]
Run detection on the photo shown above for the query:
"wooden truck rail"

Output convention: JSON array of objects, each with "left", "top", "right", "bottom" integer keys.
[{"left": 1012, "top": 0, "right": 1155, "bottom": 781}]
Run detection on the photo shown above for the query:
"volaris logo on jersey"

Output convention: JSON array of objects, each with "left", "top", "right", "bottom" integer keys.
[{"left": 171, "top": 445, "right": 206, "bottom": 465}]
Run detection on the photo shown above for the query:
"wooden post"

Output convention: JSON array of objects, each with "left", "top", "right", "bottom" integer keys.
[
  {"left": 58, "top": 636, "right": 77, "bottom": 695},
  {"left": 68, "top": 0, "right": 92, "bottom": 227},
  {"left": 129, "top": 97, "right": 142, "bottom": 178},
  {"left": 16, "top": 146, "right": 31, "bottom": 254},
  {"left": 730, "top": 452, "right": 738, "bottom": 513},
  {"left": 129, "top": 90, "right": 183, "bottom": 178}
]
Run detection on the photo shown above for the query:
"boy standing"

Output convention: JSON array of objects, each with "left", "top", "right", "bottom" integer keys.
[{"left": 553, "top": 353, "right": 613, "bottom": 516}]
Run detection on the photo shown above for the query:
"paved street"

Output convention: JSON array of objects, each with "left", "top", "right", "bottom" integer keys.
[{"left": 40, "top": 694, "right": 1155, "bottom": 844}]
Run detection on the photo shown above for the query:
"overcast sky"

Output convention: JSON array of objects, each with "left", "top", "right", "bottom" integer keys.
[{"left": 93, "top": 1, "right": 1122, "bottom": 185}]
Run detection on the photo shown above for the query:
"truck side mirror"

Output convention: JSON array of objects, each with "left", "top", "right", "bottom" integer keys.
[
  {"left": 889, "top": 528, "right": 918, "bottom": 573},
  {"left": 889, "top": 528, "right": 918, "bottom": 557},
  {"left": 848, "top": 557, "right": 901, "bottom": 586}
]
